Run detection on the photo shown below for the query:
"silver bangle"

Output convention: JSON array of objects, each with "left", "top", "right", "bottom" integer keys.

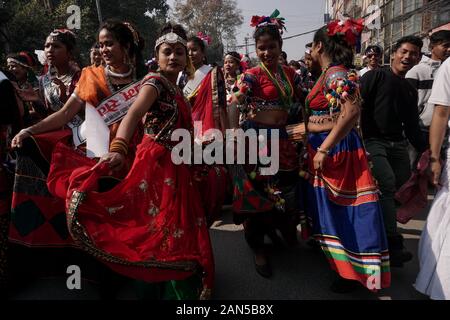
[
  {"left": 21, "top": 128, "right": 34, "bottom": 135},
  {"left": 71, "top": 92, "right": 84, "bottom": 103},
  {"left": 317, "top": 146, "right": 330, "bottom": 155}
]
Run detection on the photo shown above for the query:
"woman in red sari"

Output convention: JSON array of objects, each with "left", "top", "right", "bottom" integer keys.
[
  {"left": 181, "top": 34, "right": 228, "bottom": 224},
  {"left": 68, "top": 23, "right": 214, "bottom": 300},
  {"left": 8, "top": 29, "right": 83, "bottom": 287},
  {"left": 10, "top": 21, "right": 145, "bottom": 296}
]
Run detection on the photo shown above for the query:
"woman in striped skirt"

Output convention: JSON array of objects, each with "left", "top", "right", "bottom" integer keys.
[{"left": 303, "top": 20, "right": 390, "bottom": 293}]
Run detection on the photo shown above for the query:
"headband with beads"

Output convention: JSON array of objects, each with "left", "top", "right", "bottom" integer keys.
[
  {"left": 48, "top": 28, "right": 76, "bottom": 49},
  {"left": 50, "top": 28, "right": 76, "bottom": 38},
  {"left": 154, "top": 31, "right": 187, "bottom": 50},
  {"left": 7, "top": 58, "right": 30, "bottom": 69},
  {"left": 224, "top": 54, "right": 240, "bottom": 63}
]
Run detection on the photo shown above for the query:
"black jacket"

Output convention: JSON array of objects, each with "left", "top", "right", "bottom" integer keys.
[{"left": 360, "top": 68, "right": 427, "bottom": 152}]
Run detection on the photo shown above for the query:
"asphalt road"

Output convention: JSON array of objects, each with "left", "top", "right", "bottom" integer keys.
[{"left": 7, "top": 204, "right": 431, "bottom": 300}]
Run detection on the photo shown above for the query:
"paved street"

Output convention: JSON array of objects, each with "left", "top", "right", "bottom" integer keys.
[{"left": 8, "top": 204, "right": 430, "bottom": 300}]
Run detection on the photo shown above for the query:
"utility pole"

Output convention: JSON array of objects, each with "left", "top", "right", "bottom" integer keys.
[
  {"left": 95, "top": 0, "right": 103, "bottom": 25},
  {"left": 244, "top": 35, "right": 249, "bottom": 56}
]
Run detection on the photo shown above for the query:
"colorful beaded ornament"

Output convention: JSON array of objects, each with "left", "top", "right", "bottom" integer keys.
[{"left": 324, "top": 71, "right": 359, "bottom": 110}]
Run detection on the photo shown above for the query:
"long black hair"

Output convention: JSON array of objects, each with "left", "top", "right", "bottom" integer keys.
[
  {"left": 99, "top": 19, "right": 146, "bottom": 78},
  {"left": 313, "top": 26, "right": 354, "bottom": 68},
  {"left": 253, "top": 24, "right": 283, "bottom": 48}
]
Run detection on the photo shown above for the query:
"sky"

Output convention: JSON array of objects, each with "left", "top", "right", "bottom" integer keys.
[{"left": 166, "top": 0, "right": 326, "bottom": 61}]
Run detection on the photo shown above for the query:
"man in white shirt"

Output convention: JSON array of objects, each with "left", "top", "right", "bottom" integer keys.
[
  {"left": 359, "top": 45, "right": 383, "bottom": 77},
  {"left": 407, "top": 30, "right": 450, "bottom": 131},
  {"left": 414, "top": 53, "right": 450, "bottom": 300},
  {"left": 406, "top": 30, "right": 450, "bottom": 164},
  {"left": 428, "top": 57, "right": 450, "bottom": 109}
]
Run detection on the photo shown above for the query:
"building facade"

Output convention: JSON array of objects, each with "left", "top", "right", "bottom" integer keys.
[{"left": 327, "top": 0, "right": 450, "bottom": 65}]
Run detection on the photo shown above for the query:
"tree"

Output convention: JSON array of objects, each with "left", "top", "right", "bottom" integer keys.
[
  {"left": 99, "top": 0, "right": 169, "bottom": 60},
  {"left": 51, "top": 0, "right": 101, "bottom": 64},
  {"left": 0, "top": 0, "right": 16, "bottom": 55},
  {"left": 1, "top": 0, "right": 169, "bottom": 67},
  {"left": 172, "top": 0, "right": 243, "bottom": 64},
  {"left": 1, "top": 1, "right": 55, "bottom": 63}
]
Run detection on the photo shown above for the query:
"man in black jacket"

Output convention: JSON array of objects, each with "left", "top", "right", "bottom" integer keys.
[{"left": 360, "top": 36, "right": 427, "bottom": 267}]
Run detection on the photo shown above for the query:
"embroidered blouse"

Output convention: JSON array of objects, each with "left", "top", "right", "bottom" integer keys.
[
  {"left": 237, "top": 64, "right": 301, "bottom": 111},
  {"left": 141, "top": 73, "right": 192, "bottom": 149}
]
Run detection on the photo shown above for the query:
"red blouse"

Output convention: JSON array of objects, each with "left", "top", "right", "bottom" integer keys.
[{"left": 239, "top": 65, "right": 301, "bottom": 103}]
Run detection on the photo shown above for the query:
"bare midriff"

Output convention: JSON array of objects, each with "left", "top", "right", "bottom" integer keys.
[
  {"left": 251, "top": 109, "right": 288, "bottom": 126},
  {"left": 306, "top": 114, "right": 339, "bottom": 133}
]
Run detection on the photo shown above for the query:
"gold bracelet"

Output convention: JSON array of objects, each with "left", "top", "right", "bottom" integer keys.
[
  {"left": 110, "top": 142, "right": 128, "bottom": 152},
  {"left": 110, "top": 144, "right": 128, "bottom": 155},
  {"left": 111, "top": 140, "right": 128, "bottom": 149},
  {"left": 110, "top": 138, "right": 129, "bottom": 156},
  {"left": 21, "top": 128, "right": 34, "bottom": 135}
]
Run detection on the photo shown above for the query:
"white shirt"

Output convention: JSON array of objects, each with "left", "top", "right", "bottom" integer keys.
[
  {"left": 0, "top": 71, "right": 7, "bottom": 82},
  {"left": 428, "top": 58, "right": 450, "bottom": 107},
  {"left": 358, "top": 66, "right": 371, "bottom": 77}
]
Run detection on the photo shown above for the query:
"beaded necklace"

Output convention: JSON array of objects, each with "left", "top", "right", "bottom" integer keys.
[
  {"left": 259, "top": 62, "right": 293, "bottom": 108},
  {"left": 104, "top": 65, "right": 136, "bottom": 94},
  {"left": 105, "top": 65, "right": 133, "bottom": 78}
]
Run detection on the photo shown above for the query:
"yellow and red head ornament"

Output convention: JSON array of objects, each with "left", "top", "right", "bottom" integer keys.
[{"left": 250, "top": 9, "right": 286, "bottom": 34}]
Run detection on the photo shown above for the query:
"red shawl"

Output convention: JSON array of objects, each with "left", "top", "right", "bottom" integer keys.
[{"left": 190, "top": 67, "right": 228, "bottom": 136}]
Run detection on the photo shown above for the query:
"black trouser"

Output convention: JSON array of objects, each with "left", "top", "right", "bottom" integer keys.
[
  {"left": 243, "top": 210, "right": 298, "bottom": 252},
  {"left": 365, "top": 138, "right": 412, "bottom": 237}
]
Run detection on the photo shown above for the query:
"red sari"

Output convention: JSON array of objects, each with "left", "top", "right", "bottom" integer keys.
[
  {"left": 187, "top": 66, "right": 229, "bottom": 224},
  {"left": 48, "top": 73, "right": 214, "bottom": 295},
  {"left": 9, "top": 67, "right": 80, "bottom": 247},
  {"left": 9, "top": 65, "right": 141, "bottom": 247}
]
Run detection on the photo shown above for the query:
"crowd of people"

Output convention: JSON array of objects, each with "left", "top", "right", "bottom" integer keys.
[{"left": 0, "top": 10, "right": 450, "bottom": 300}]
